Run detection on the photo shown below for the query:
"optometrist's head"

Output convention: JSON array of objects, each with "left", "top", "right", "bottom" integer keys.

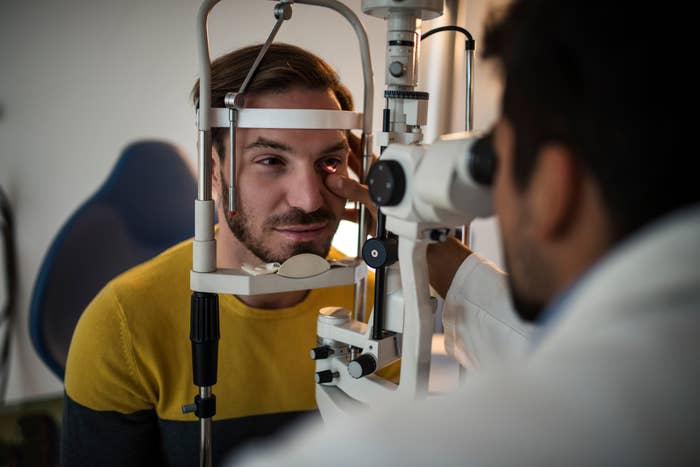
[{"left": 483, "top": 0, "right": 691, "bottom": 321}]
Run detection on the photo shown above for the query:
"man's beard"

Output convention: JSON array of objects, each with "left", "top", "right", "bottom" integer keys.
[
  {"left": 502, "top": 245, "right": 545, "bottom": 323},
  {"left": 221, "top": 179, "right": 337, "bottom": 264}
]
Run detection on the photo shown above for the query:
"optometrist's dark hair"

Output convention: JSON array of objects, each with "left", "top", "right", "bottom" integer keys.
[
  {"left": 482, "top": 0, "right": 692, "bottom": 241},
  {"left": 191, "top": 42, "right": 354, "bottom": 162}
]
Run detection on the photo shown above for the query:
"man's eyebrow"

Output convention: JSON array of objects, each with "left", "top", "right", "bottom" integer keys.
[
  {"left": 321, "top": 140, "right": 350, "bottom": 154},
  {"left": 244, "top": 137, "right": 293, "bottom": 153},
  {"left": 244, "top": 137, "right": 350, "bottom": 155}
]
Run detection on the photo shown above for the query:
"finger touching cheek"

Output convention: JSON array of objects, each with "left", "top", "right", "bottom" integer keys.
[{"left": 325, "top": 173, "right": 346, "bottom": 196}]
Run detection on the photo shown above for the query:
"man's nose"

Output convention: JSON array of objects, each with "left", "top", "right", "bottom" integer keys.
[{"left": 286, "top": 166, "right": 326, "bottom": 213}]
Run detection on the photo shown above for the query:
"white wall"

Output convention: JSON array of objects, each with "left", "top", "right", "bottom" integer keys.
[{"left": 0, "top": 0, "right": 500, "bottom": 403}]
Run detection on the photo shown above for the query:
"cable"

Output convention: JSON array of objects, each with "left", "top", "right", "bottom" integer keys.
[
  {"left": 421, "top": 24, "right": 473, "bottom": 41},
  {"left": 421, "top": 25, "right": 475, "bottom": 51}
]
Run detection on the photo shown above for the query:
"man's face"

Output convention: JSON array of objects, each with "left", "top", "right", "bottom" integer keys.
[
  {"left": 216, "top": 87, "right": 349, "bottom": 264},
  {"left": 492, "top": 118, "right": 547, "bottom": 322}
]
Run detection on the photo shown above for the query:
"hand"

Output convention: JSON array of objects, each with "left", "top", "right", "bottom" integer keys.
[{"left": 325, "top": 173, "right": 377, "bottom": 235}]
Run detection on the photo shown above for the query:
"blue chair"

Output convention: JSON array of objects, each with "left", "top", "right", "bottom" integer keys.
[{"left": 29, "top": 140, "right": 197, "bottom": 380}]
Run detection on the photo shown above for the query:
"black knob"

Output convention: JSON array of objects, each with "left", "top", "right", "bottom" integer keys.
[
  {"left": 348, "top": 353, "right": 377, "bottom": 379},
  {"left": 368, "top": 160, "right": 406, "bottom": 206},
  {"left": 310, "top": 346, "right": 334, "bottom": 360},
  {"left": 315, "top": 370, "right": 336, "bottom": 384},
  {"left": 362, "top": 237, "right": 398, "bottom": 268}
]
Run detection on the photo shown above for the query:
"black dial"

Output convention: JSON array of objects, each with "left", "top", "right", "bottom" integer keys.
[{"left": 367, "top": 160, "right": 406, "bottom": 207}]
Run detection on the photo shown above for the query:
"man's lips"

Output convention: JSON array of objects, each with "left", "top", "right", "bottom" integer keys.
[{"left": 273, "top": 223, "right": 329, "bottom": 241}]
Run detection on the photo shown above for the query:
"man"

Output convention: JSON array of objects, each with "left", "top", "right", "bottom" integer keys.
[
  {"left": 228, "top": 1, "right": 699, "bottom": 465},
  {"left": 61, "top": 43, "right": 375, "bottom": 466}
]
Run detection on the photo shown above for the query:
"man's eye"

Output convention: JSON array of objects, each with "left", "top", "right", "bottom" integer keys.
[
  {"left": 258, "top": 157, "right": 284, "bottom": 167},
  {"left": 318, "top": 158, "right": 341, "bottom": 174}
]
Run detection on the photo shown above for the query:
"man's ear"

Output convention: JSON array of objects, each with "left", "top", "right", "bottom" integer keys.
[{"left": 528, "top": 143, "right": 581, "bottom": 240}]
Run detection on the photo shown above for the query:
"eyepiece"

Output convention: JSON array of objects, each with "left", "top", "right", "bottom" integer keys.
[{"left": 469, "top": 132, "right": 497, "bottom": 186}]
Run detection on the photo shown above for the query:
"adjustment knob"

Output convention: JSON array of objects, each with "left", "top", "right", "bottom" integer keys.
[
  {"left": 310, "top": 346, "right": 334, "bottom": 360},
  {"left": 367, "top": 160, "right": 406, "bottom": 206},
  {"left": 315, "top": 370, "right": 336, "bottom": 384},
  {"left": 389, "top": 61, "right": 405, "bottom": 77},
  {"left": 362, "top": 237, "right": 398, "bottom": 269},
  {"left": 348, "top": 353, "right": 377, "bottom": 379}
]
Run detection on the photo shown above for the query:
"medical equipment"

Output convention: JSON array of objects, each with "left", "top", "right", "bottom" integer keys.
[
  {"left": 187, "top": 2, "right": 373, "bottom": 466},
  {"left": 314, "top": 131, "right": 495, "bottom": 419},
  {"left": 187, "top": 1, "right": 494, "bottom": 465}
]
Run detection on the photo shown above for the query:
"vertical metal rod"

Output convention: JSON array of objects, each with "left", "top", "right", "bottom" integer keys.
[
  {"left": 228, "top": 109, "right": 238, "bottom": 213},
  {"left": 196, "top": 0, "right": 221, "bottom": 203},
  {"left": 197, "top": 130, "right": 212, "bottom": 201},
  {"left": 196, "top": 0, "right": 221, "bottom": 193},
  {"left": 462, "top": 42, "right": 475, "bottom": 245},
  {"left": 357, "top": 196, "right": 369, "bottom": 256},
  {"left": 371, "top": 102, "right": 390, "bottom": 341},
  {"left": 372, "top": 211, "right": 388, "bottom": 341},
  {"left": 199, "top": 386, "right": 212, "bottom": 467},
  {"left": 353, "top": 277, "right": 366, "bottom": 322},
  {"left": 465, "top": 48, "right": 474, "bottom": 132}
]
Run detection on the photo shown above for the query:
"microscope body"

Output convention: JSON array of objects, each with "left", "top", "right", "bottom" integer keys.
[{"left": 314, "top": 133, "right": 494, "bottom": 420}]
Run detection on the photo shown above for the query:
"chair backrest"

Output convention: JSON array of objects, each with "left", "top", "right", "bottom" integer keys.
[{"left": 29, "top": 140, "right": 197, "bottom": 380}]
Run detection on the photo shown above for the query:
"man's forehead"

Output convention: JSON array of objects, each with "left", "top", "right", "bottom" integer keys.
[{"left": 243, "top": 87, "right": 341, "bottom": 110}]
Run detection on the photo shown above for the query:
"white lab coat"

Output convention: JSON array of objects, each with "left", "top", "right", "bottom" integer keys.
[
  {"left": 229, "top": 204, "right": 700, "bottom": 467},
  {"left": 441, "top": 251, "right": 532, "bottom": 371}
]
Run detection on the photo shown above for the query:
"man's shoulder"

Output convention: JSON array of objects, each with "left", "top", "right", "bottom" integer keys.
[
  {"left": 94, "top": 238, "right": 193, "bottom": 308},
  {"left": 117, "top": 238, "right": 191, "bottom": 282}
]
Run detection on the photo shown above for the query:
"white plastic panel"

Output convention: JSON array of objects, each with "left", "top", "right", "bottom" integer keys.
[
  {"left": 191, "top": 261, "right": 367, "bottom": 295},
  {"left": 208, "top": 108, "right": 363, "bottom": 129}
]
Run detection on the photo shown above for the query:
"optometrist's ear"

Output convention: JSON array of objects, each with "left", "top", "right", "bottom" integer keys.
[{"left": 529, "top": 143, "right": 582, "bottom": 241}]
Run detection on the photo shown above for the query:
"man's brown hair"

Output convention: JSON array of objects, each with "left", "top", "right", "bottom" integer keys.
[{"left": 191, "top": 42, "right": 354, "bottom": 162}]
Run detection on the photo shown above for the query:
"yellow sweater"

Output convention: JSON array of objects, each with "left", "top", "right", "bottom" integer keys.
[{"left": 63, "top": 238, "right": 373, "bottom": 467}]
